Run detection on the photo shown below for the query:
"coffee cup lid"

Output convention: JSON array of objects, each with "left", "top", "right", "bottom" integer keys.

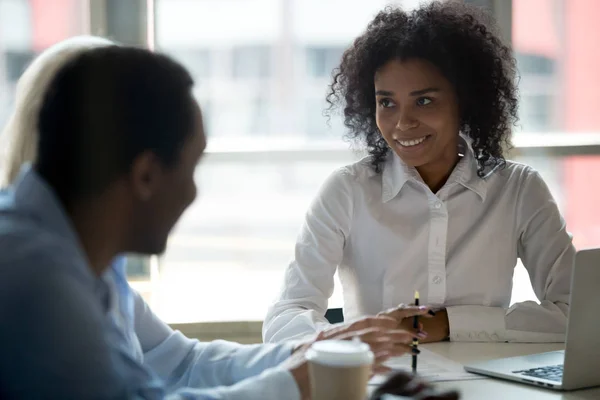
[{"left": 306, "top": 340, "right": 374, "bottom": 367}]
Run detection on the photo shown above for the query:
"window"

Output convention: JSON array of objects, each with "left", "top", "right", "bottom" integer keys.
[
  {"left": 306, "top": 46, "right": 345, "bottom": 78},
  {"left": 126, "top": 257, "right": 152, "bottom": 279},
  {"left": 232, "top": 46, "right": 271, "bottom": 79},
  {"left": 169, "top": 49, "right": 212, "bottom": 80},
  {"left": 513, "top": 0, "right": 600, "bottom": 251},
  {"left": 0, "top": 0, "right": 86, "bottom": 176},
  {"left": 518, "top": 94, "right": 553, "bottom": 132},
  {"left": 508, "top": 0, "right": 600, "bottom": 304},
  {"left": 515, "top": 52, "right": 557, "bottom": 132},
  {"left": 4, "top": 50, "right": 36, "bottom": 81},
  {"left": 516, "top": 53, "right": 555, "bottom": 75}
]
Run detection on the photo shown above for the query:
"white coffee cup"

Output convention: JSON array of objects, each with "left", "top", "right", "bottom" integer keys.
[{"left": 306, "top": 339, "right": 374, "bottom": 400}]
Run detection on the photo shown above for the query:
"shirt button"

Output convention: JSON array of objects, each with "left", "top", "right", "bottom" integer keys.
[
  {"left": 434, "top": 201, "right": 442, "bottom": 209},
  {"left": 432, "top": 275, "right": 442, "bottom": 284}
]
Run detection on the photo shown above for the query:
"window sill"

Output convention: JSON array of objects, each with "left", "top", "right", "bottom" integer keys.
[{"left": 168, "top": 320, "right": 264, "bottom": 344}]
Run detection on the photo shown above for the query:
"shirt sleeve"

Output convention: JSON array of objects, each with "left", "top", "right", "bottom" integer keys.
[
  {"left": 165, "top": 369, "right": 299, "bottom": 400},
  {"left": 262, "top": 167, "right": 354, "bottom": 343},
  {"left": 446, "top": 169, "right": 575, "bottom": 343},
  {"left": 1, "top": 249, "right": 301, "bottom": 400},
  {"left": 0, "top": 253, "right": 133, "bottom": 399},
  {"left": 133, "top": 291, "right": 298, "bottom": 393}
]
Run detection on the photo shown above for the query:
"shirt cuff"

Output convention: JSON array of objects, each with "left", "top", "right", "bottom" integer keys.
[
  {"left": 446, "top": 305, "right": 507, "bottom": 342},
  {"left": 280, "top": 342, "right": 299, "bottom": 359}
]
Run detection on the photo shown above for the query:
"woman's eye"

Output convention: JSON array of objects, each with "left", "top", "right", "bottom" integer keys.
[
  {"left": 378, "top": 98, "right": 396, "bottom": 108},
  {"left": 416, "top": 97, "right": 433, "bottom": 106}
]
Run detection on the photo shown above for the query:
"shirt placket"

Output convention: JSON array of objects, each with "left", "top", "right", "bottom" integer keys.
[{"left": 427, "top": 193, "right": 448, "bottom": 305}]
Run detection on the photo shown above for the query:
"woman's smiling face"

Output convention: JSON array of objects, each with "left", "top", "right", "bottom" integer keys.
[{"left": 374, "top": 58, "right": 461, "bottom": 173}]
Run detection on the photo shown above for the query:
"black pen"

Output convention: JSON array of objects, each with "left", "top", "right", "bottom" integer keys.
[{"left": 412, "top": 290, "right": 419, "bottom": 374}]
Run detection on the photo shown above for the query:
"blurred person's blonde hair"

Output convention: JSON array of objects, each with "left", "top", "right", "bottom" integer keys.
[{"left": 0, "top": 36, "right": 114, "bottom": 188}]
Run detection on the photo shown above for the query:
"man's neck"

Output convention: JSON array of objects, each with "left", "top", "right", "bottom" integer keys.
[{"left": 68, "top": 200, "right": 125, "bottom": 276}]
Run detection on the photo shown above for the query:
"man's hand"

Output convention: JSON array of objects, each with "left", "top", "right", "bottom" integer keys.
[
  {"left": 287, "top": 322, "right": 417, "bottom": 399},
  {"left": 283, "top": 348, "right": 311, "bottom": 400},
  {"left": 370, "top": 371, "right": 460, "bottom": 400},
  {"left": 295, "top": 308, "right": 430, "bottom": 372}
]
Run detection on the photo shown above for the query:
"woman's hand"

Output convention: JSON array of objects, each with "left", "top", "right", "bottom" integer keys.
[
  {"left": 408, "top": 308, "right": 450, "bottom": 343},
  {"left": 379, "top": 304, "right": 449, "bottom": 343},
  {"left": 370, "top": 371, "right": 460, "bottom": 400}
]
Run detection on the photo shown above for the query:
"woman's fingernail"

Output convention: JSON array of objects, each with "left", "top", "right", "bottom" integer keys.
[
  {"left": 419, "top": 305, "right": 427, "bottom": 310},
  {"left": 428, "top": 310, "right": 436, "bottom": 316},
  {"left": 412, "top": 348, "right": 421, "bottom": 355},
  {"left": 417, "top": 331, "right": 427, "bottom": 339}
]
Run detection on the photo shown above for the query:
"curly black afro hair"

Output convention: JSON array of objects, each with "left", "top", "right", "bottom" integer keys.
[{"left": 326, "top": 1, "right": 519, "bottom": 176}]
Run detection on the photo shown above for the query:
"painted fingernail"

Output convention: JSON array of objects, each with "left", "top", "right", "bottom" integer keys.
[
  {"left": 419, "top": 305, "right": 427, "bottom": 310},
  {"left": 412, "top": 347, "right": 421, "bottom": 355},
  {"left": 417, "top": 331, "right": 427, "bottom": 339},
  {"left": 428, "top": 310, "right": 436, "bottom": 316}
]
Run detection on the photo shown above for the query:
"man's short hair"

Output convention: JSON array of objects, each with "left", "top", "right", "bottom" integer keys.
[{"left": 36, "top": 46, "right": 195, "bottom": 205}]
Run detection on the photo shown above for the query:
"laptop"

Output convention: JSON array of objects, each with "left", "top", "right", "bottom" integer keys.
[{"left": 464, "top": 248, "right": 600, "bottom": 391}]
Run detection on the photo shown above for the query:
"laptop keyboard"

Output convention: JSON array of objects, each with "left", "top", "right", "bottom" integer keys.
[{"left": 513, "top": 364, "right": 563, "bottom": 382}]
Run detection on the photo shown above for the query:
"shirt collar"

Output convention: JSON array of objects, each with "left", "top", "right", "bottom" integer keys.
[
  {"left": 381, "top": 135, "right": 489, "bottom": 203},
  {"left": 12, "top": 164, "right": 83, "bottom": 252},
  {"left": 8, "top": 166, "right": 123, "bottom": 318}
]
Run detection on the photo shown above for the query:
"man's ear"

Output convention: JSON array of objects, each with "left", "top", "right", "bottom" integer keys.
[{"left": 129, "top": 151, "right": 163, "bottom": 201}]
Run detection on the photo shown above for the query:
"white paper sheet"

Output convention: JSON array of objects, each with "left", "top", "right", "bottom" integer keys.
[{"left": 369, "top": 348, "right": 485, "bottom": 385}]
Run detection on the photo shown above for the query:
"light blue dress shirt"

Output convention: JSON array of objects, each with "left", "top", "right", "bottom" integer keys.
[
  {"left": 0, "top": 167, "right": 300, "bottom": 400},
  {"left": 105, "top": 257, "right": 144, "bottom": 362}
]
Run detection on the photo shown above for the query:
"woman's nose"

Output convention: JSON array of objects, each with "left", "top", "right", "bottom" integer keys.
[{"left": 395, "top": 110, "right": 419, "bottom": 131}]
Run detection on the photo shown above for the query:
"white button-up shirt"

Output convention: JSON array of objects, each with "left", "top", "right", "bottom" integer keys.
[{"left": 263, "top": 138, "right": 575, "bottom": 344}]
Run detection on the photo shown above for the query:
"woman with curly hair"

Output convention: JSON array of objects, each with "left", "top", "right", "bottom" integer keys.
[{"left": 264, "top": 1, "right": 574, "bottom": 345}]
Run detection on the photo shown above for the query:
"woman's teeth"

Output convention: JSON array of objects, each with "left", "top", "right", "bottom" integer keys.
[{"left": 397, "top": 136, "right": 428, "bottom": 147}]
